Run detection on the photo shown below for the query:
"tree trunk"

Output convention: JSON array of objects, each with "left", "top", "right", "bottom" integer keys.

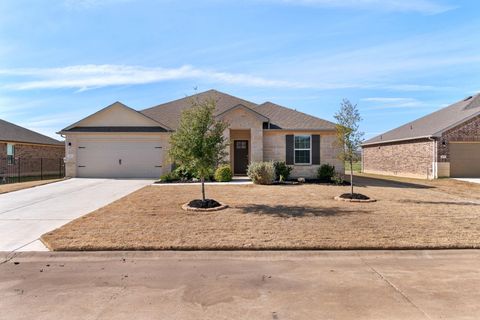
[
  {"left": 201, "top": 177, "right": 206, "bottom": 202},
  {"left": 350, "top": 159, "right": 354, "bottom": 195}
]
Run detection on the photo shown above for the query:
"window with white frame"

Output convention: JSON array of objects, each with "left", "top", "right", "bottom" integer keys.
[
  {"left": 7, "top": 143, "right": 15, "bottom": 165},
  {"left": 294, "top": 135, "right": 311, "bottom": 164}
]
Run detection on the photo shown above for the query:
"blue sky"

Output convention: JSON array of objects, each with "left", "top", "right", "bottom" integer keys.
[{"left": 0, "top": 0, "right": 479, "bottom": 139}]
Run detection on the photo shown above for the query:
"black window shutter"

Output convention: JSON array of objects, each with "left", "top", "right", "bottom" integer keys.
[
  {"left": 286, "top": 135, "right": 294, "bottom": 165},
  {"left": 312, "top": 135, "right": 320, "bottom": 165}
]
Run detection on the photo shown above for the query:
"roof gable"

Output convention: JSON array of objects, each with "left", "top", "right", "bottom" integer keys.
[
  {"left": 363, "top": 93, "right": 480, "bottom": 145},
  {"left": 61, "top": 102, "right": 171, "bottom": 132},
  {"left": 255, "top": 102, "right": 336, "bottom": 130},
  {"left": 216, "top": 104, "right": 270, "bottom": 122},
  {"left": 0, "top": 119, "right": 63, "bottom": 145}
]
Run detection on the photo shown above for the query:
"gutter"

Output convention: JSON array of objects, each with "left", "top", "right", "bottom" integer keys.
[{"left": 361, "top": 135, "right": 434, "bottom": 147}]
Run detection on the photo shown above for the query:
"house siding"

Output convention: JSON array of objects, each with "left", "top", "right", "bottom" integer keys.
[
  {"left": 362, "top": 138, "right": 434, "bottom": 179},
  {"left": 263, "top": 131, "right": 343, "bottom": 178}
]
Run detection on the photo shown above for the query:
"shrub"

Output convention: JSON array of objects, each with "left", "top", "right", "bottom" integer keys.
[
  {"left": 173, "top": 165, "right": 195, "bottom": 181},
  {"left": 247, "top": 161, "right": 275, "bottom": 185},
  {"left": 317, "top": 164, "right": 335, "bottom": 182},
  {"left": 331, "top": 172, "right": 344, "bottom": 185},
  {"left": 159, "top": 171, "right": 179, "bottom": 182},
  {"left": 273, "top": 161, "right": 293, "bottom": 181},
  {"left": 214, "top": 165, "right": 233, "bottom": 182}
]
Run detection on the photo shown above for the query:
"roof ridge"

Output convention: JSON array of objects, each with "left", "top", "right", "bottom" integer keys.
[
  {"left": 141, "top": 89, "right": 257, "bottom": 112},
  {"left": 363, "top": 93, "right": 480, "bottom": 145}
]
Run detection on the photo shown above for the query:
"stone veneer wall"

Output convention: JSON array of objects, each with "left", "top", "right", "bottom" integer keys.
[
  {"left": 362, "top": 138, "right": 434, "bottom": 179},
  {"left": 263, "top": 131, "right": 343, "bottom": 178}
]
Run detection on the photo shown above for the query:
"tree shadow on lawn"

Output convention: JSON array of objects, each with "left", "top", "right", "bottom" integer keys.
[
  {"left": 353, "top": 176, "right": 434, "bottom": 189},
  {"left": 399, "top": 199, "right": 480, "bottom": 206},
  {"left": 235, "top": 204, "right": 369, "bottom": 218}
]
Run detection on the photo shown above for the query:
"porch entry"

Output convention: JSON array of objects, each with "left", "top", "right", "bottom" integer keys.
[{"left": 234, "top": 140, "right": 249, "bottom": 175}]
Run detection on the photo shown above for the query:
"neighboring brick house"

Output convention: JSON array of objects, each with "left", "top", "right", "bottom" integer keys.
[
  {"left": 0, "top": 119, "right": 65, "bottom": 178},
  {"left": 60, "top": 89, "right": 344, "bottom": 178},
  {"left": 362, "top": 94, "right": 480, "bottom": 179}
]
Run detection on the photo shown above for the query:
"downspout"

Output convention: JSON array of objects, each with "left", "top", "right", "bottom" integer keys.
[{"left": 428, "top": 137, "right": 437, "bottom": 179}]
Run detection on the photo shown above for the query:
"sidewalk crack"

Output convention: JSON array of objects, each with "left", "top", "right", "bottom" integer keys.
[{"left": 357, "top": 253, "right": 432, "bottom": 320}]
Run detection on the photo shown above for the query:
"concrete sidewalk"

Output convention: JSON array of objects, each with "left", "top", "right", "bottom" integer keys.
[
  {"left": 0, "top": 178, "right": 152, "bottom": 252},
  {"left": 1, "top": 250, "right": 479, "bottom": 319}
]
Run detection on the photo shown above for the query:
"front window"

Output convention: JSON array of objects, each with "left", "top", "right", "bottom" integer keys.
[
  {"left": 7, "top": 143, "right": 15, "bottom": 165},
  {"left": 294, "top": 135, "right": 311, "bottom": 164}
]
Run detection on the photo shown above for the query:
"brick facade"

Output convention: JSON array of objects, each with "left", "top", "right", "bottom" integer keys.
[
  {"left": 362, "top": 138, "right": 434, "bottom": 179},
  {"left": 437, "top": 115, "right": 480, "bottom": 163},
  {"left": 0, "top": 142, "right": 65, "bottom": 179}
]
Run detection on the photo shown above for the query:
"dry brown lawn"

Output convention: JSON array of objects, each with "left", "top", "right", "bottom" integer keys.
[
  {"left": 0, "top": 178, "right": 64, "bottom": 194},
  {"left": 41, "top": 175, "right": 480, "bottom": 250}
]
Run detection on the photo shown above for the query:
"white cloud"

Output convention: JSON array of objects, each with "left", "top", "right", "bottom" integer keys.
[
  {"left": 361, "top": 97, "right": 434, "bottom": 110},
  {"left": 266, "top": 0, "right": 454, "bottom": 14},
  {"left": 0, "top": 64, "right": 451, "bottom": 92},
  {"left": 0, "top": 64, "right": 311, "bottom": 91}
]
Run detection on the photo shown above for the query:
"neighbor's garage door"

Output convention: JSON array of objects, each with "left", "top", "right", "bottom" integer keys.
[
  {"left": 450, "top": 142, "right": 480, "bottom": 178},
  {"left": 77, "top": 140, "right": 163, "bottom": 178}
]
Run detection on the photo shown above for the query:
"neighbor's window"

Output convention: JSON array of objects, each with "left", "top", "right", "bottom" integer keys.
[
  {"left": 7, "top": 143, "right": 15, "bottom": 165},
  {"left": 294, "top": 135, "right": 311, "bottom": 164}
]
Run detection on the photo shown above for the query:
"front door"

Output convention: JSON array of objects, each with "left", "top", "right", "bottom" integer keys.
[{"left": 234, "top": 140, "right": 249, "bottom": 175}]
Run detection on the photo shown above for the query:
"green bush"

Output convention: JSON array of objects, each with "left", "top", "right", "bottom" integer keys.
[
  {"left": 331, "top": 172, "right": 344, "bottom": 185},
  {"left": 247, "top": 161, "right": 275, "bottom": 185},
  {"left": 317, "top": 164, "right": 335, "bottom": 182},
  {"left": 214, "top": 165, "right": 233, "bottom": 182},
  {"left": 159, "top": 171, "right": 179, "bottom": 182},
  {"left": 273, "top": 161, "right": 293, "bottom": 181}
]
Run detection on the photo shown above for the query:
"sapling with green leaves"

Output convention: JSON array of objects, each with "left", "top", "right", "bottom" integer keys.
[
  {"left": 334, "top": 99, "right": 364, "bottom": 196},
  {"left": 168, "top": 97, "right": 229, "bottom": 203}
]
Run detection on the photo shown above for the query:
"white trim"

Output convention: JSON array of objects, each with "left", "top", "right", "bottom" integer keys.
[{"left": 293, "top": 134, "right": 312, "bottom": 165}]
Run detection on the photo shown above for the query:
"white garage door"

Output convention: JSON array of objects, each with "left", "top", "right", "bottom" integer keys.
[{"left": 77, "top": 140, "right": 163, "bottom": 178}]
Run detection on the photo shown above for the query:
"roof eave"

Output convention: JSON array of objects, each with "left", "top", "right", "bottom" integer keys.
[{"left": 362, "top": 135, "right": 436, "bottom": 146}]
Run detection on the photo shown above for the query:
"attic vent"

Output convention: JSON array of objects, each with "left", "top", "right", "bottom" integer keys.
[
  {"left": 464, "top": 96, "right": 473, "bottom": 101},
  {"left": 410, "top": 125, "right": 413, "bottom": 130}
]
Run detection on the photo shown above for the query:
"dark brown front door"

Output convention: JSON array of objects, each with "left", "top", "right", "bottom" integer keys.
[{"left": 234, "top": 140, "right": 249, "bottom": 175}]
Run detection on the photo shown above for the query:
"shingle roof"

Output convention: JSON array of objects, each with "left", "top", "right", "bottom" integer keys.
[
  {"left": 141, "top": 89, "right": 258, "bottom": 130},
  {"left": 363, "top": 94, "right": 480, "bottom": 146},
  {"left": 140, "top": 89, "right": 336, "bottom": 131},
  {"left": 256, "top": 102, "right": 336, "bottom": 130},
  {"left": 0, "top": 119, "right": 63, "bottom": 145}
]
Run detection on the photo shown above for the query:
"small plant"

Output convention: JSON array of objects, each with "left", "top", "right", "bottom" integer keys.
[
  {"left": 317, "top": 164, "right": 335, "bottom": 182},
  {"left": 159, "top": 171, "right": 179, "bottom": 182},
  {"left": 331, "top": 172, "right": 344, "bottom": 185},
  {"left": 214, "top": 165, "right": 233, "bottom": 182},
  {"left": 273, "top": 161, "right": 293, "bottom": 181},
  {"left": 247, "top": 161, "right": 275, "bottom": 185}
]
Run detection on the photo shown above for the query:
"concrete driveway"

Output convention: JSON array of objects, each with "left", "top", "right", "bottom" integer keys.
[
  {"left": 455, "top": 178, "right": 480, "bottom": 184},
  {"left": 0, "top": 178, "right": 152, "bottom": 252},
  {"left": 1, "top": 250, "right": 479, "bottom": 319}
]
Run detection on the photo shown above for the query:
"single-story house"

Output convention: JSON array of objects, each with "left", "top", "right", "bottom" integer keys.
[
  {"left": 1, "top": 119, "right": 65, "bottom": 179},
  {"left": 59, "top": 90, "right": 343, "bottom": 178},
  {"left": 362, "top": 93, "right": 480, "bottom": 179}
]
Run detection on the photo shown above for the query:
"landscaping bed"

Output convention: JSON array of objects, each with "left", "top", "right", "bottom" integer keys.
[{"left": 42, "top": 176, "right": 480, "bottom": 251}]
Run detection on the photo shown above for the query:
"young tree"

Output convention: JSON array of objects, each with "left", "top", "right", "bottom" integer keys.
[
  {"left": 168, "top": 98, "right": 229, "bottom": 202},
  {"left": 334, "top": 99, "right": 364, "bottom": 195}
]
